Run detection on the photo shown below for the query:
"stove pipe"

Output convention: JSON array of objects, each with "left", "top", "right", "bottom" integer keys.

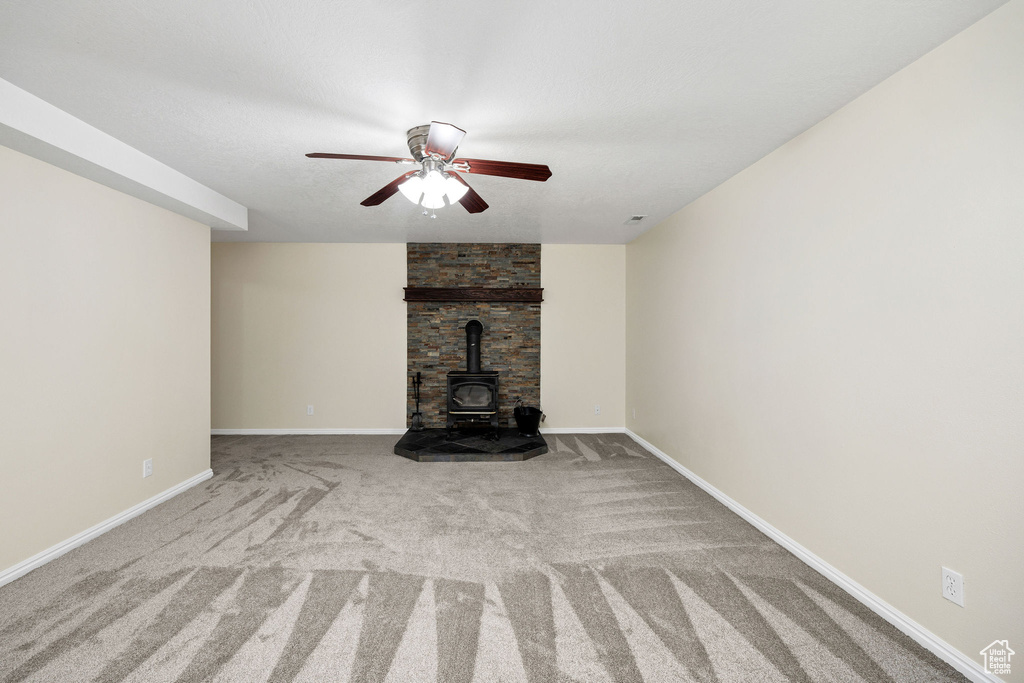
[{"left": 465, "top": 320, "right": 483, "bottom": 373}]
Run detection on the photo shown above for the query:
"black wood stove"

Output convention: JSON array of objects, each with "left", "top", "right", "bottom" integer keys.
[{"left": 447, "top": 320, "right": 499, "bottom": 435}]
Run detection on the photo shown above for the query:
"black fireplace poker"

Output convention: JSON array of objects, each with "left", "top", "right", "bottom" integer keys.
[{"left": 410, "top": 371, "right": 424, "bottom": 431}]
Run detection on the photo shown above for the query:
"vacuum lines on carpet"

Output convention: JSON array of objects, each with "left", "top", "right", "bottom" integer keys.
[{"left": 0, "top": 434, "right": 964, "bottom": 682}]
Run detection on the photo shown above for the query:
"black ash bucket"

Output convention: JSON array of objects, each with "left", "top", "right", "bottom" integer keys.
[{"left": 513, "top": 406, "right": 543, "bottom": 438}]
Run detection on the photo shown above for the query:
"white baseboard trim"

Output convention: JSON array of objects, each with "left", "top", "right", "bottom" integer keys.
[
  {"left": 0, "top": 468, "right": 214, "bottom": 589},
  {"left": 211, "top": 428, "right": 627, "bottom": 436},
  {"left": 623, "top": 429, "right": 996, "bottom": 683},
  {"left": 540, "top": 427, "right": 626, "bottom": 434},
  {"left": 211, "top": 428, "right": 407, "bottom": 435}
]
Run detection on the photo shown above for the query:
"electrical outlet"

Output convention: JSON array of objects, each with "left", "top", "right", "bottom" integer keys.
[
  {"left": 594, "top": 404, "right": 601, "bottom": 415},
  {"left": 632, "top": 408, "right": 636, "bottom": 420},
  {"left": 307, "top": 405, "right": 314, "bottom": 416},
  {"left": 941, "top": 567, "right": 964, "bottom": 607},
  {"left": 142, "top": 459, "right": 153, "bottom": 478}
]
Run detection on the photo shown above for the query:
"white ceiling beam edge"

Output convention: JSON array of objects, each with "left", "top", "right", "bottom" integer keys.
[{"left": 0, "top": 78, "right": 247, "bottom": 231}]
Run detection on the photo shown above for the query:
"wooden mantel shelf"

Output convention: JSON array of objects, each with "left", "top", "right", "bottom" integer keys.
[{"left": 404, "top": 287, "right": 544, "bottom": 303}]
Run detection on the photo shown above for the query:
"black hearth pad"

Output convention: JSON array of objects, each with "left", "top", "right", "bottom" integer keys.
[{"left": 394, "top": 428, "right": 548, "bottom": 462}]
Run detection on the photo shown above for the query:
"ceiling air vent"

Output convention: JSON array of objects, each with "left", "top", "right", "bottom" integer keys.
[{"left": 624, "top": 215, "right": 647, "bottom": 225}]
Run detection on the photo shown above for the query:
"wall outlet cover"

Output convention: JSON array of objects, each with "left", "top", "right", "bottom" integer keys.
[
  {"left": 941, "top": 567, "right": 964, "bottom": 607},
  {"left": 142, "top": 459, "right": 153, "bottom": 478}
]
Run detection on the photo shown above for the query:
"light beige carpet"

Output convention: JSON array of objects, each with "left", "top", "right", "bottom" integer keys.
[{"left": 0, "top": 434, "right": 964, "bottom": 682}]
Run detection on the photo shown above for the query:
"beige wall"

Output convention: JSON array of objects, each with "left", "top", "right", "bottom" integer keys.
[
  {"left": 212, "top": 243, "right": 624, "bottom": 432},
  {"left": 0, "top": 145, "right": 211, "bottom": 573},
  {"left": 541, "top": 245, "right": 626, "bottom": 429},
  {"left": 626, "top": 0, "right": 1023, "bottom": 667},
  {"left": 211, "top": 243, "right": 407, "bottom": 430}
]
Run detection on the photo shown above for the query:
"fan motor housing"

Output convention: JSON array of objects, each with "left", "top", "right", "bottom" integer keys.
[{"left": 406, "top": 125, "right": 431, "bottom": 162}]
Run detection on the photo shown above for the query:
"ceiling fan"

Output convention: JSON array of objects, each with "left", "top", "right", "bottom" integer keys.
[{"left": 306, "top": 121, "right": 552, "bottom": 215}]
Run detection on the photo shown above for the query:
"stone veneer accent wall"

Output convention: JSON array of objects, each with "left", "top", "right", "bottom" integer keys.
[{"left": 407, "top": 243, "right": 541, "bottom": 428}]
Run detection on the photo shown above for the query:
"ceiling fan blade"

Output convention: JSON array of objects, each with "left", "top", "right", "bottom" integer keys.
[
  {"left": 307, "top": 153, "right": 414, "bottom": 163},
  {"left": 424, "top": 121, "right": 466, "bottom": 160},
  {"left": 448, "top": 172, "right": 489, "bottom": 213},
  {"left": 452, "top": 158, "right": 552, "bottom": 182},
  {"left": 361, "top": 172, "right": 417, "bottom": 207}
]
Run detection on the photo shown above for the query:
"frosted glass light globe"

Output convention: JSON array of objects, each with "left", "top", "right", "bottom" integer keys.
[
  {"left": 444, "top": 175, "right": 468, "bottom": 202},
  {"left": 421, "top": 170, "right": 446, "bottom": 197},
  {"left": 421, "top": 191, "right": 445, "bottom": 209},
  {"left": 398, "top": 174, "right": 424, "bottom": 204}
]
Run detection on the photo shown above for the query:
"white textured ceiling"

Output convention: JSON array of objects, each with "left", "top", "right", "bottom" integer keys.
[{"left": 0, "top": 0, "right": 1005, "bottom": 243}]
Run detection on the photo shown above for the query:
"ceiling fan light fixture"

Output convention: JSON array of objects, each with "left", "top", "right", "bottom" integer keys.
[{"left": 397, "top": 163, "right": 464, "bottom": 210}]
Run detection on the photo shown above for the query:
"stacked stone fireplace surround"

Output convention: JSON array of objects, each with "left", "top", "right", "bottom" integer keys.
[{"left": 407, "top": 243, "right": 541, "bottom": 429}]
